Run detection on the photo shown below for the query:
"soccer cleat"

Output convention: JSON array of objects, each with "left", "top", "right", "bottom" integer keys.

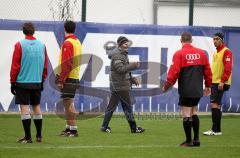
[
  {"left": 180, "top": 141, "right": 193, "bottom": 147},
  {"left": 17, "top": 137, "right": 32, "bottom": 144},
  {"left": 131, "top": 127, "right": 145, "bottom": 133},
  {"left": 66, "top": 131, "right": 79, "bottom": 137},
  {"left": 193, "top": 139, "right": 200, "bottom": 147},
  {"left": 101, "top": 126, "right": 111, "bottom": 133},
  {"left": 203, "top": 130, "right": 222, "bottom": 136},
  {"left": 58, "top": 129, "right": 70, "bottom": 136}
]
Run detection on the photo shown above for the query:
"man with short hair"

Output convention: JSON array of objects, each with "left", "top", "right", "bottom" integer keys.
[
  {"left": 163, "top": 32, "right": 212, "bottom": 147},
  {"left": 100, "top": 36, "right": 145, "bottom": 134},
  {"left": 203, "top": 32, "right": 233, "bottom": 136},
  {"left": 56, "top": 20, "right": 82, "bottom": 137},
  {"left": 10, "top": 22, "right": 48, "bottom": 143}
]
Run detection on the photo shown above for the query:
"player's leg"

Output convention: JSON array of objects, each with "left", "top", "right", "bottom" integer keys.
[
  {"left": 179, "top": 96, "right": 192, "bottom": 147},
  {"left": 63, "top": 98, "right": 78, "bottom": 136},
  {"left": 60, "top": 79, "right": 78, "bottom": 137},
  {"left": 191, "top": 103, "right": 200, "bottom": 146},
  {"left": 31, "top": 89, "right": 43, "bottom": 142},
  {"left": 119, "top": 91, "right": 144, "bottom": 133},
  {"left": 15, "top": 87, "right": 32, "bottom": 143},
  {"left": 32, "top": 105, "right": 42, "bottom": 142},
  {"left": 204, "top": 84, "right": 223, "bottom": 135},
  {"left": 101, "top": 91, "right": 119, "bottom": 132},
  {"left": 19, "top": 104, "right": 32, "bottom": 143}
]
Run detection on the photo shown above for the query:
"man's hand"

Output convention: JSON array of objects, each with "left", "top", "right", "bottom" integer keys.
[
  {"left": 132, "top": 77, "right": 140, "bottom": 86},
  {"left": 203, "top": 87, "right": 211, "bottom": 96},
  {"left": 132, "top": 62, "right": 140, "bottom": 68},
  {"left": 162, "top": 81, "right": 172, "bottom": 92},
  {"left": 11, "top": 83, "right": 17, "bottom": 95},
  {"left": 57, "top": 83, "right": 64, "bottom": 90},
  {"left": 218, "top": 82, "right": 224, "bottom": 91},
  {"left": 41, "top": 80, "right": 44, "bottom": 91}
]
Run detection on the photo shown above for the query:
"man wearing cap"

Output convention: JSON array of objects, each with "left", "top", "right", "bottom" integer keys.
[
  {"left": 203, "top": 32, "right": 233, "bottom": 136},
  {"left": 162, "top": 32, "right": 212, "bottom": 147},
  {"left": 100, "top": 36, "right": 145, "bottom": 133}
]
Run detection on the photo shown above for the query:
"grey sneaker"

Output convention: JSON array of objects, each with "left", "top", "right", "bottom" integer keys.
[
  {"left": 131, "top": 127, "right": 145, "bottom": 133},
  {"left": 101, "top": 126, "right": 111, "bottom": 133}
]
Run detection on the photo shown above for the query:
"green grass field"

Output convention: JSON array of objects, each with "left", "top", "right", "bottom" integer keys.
[{"left": 0, "top": 114, "right": 239, "bottom": 158}]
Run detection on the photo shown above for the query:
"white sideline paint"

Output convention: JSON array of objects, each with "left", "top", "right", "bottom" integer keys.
[
  {"left": 45, "top": 103, "right": 48, "bottom": 112},
  {"left": 149, "top": 97, "right": 151, "bottom": 112},
  {"left": 205, "top": 104, "right": 209, "bottom": 112},
  {"left": 2, "top": 144, "right": 240, "bottom": 149},
  {"left": 89, "top": 103, "right": 92, "bottom": 112},
  {"left": 228, "top": 97, "right": 232, "bottom": 112},
  {"left": 237, "top": 104, "right": 240, "bottom": 113},
  {"left": 81, "top": 103, "right": 83, "bottom": 112}
]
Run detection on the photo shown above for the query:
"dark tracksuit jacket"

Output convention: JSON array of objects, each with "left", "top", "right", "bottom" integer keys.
[{"left": 102, "top": 47, "right": 138, "bottom": 129}]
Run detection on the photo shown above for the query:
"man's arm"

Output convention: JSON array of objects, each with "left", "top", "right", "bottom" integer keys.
[
  {"left": 58, "top": 41, "right": 74, "bottom": 84},
  {"left": 42, "top": 47, "right": 48, "bottom": 81},
  {"left": 203, "top": 53, "right": 212, "bottom": 95},
  {"left": 203, "top": 54, "right": 212, "bottom": 88},
  {"left": 10, "top": 42, "right": 22, "bottom": 84},
  {"left": 221, "top": 49, "right": 233, "bottom": 83},
  {"left": 112, "top": 55, "right": 139, "bottom": 74},
  {"left": 162, "top": 52, "right": 181, "bottom": 92},
  {"left": 218, "top": 49, "right": 232, "bottom": 90}
]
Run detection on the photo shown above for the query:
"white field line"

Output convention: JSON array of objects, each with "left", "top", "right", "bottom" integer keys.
[{"left": 2, "top": 144, "right": 240, "bottom": 149}]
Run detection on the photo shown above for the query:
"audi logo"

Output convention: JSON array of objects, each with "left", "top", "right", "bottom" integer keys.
[{"left": 185, "top": 54, "right": 200, "bottom": 60}]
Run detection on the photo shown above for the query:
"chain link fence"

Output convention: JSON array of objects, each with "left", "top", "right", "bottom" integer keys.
[{"left": 0, "top": 0, "right": 239, "bottom": 26}]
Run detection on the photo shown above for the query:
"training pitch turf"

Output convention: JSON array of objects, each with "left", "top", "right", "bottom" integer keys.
[{"left": 0, "top": 114, "right": 239, "bottom": 158}]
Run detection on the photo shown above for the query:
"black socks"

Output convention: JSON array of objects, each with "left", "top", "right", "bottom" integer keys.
[
  {"left": 21, "top": 114, "right": 31, "bottom": 139},
  {"left": 192, "top": 115, "right": 199, "bottom": 140},
  {"left": 211, "top": 108, "right": 221, "bottom": 132},
  {"left": 183, "top": 117, "right": 192, "bottom": 143}
]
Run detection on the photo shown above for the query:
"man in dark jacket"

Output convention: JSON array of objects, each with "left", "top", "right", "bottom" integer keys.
[
  {"left": 162, "top": 32, "right": 212, "bottom": 147},
  {"left": 101, "top": 36, "right": 145, "bottom": 133}
]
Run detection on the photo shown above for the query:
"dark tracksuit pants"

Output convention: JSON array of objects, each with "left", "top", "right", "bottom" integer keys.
[{"left": 102, "top": 91, "right": 137, "bottom": 130}]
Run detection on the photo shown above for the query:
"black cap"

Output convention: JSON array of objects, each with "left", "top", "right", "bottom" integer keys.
[
  {"left": 117, "top": 36, "right": 129, "bottom": 46},
  {"left": 214, "top": 32, "right": 224, "bottom": 41}
]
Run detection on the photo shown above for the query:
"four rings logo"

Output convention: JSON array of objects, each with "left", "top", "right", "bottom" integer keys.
[{"left": 185, "top": 53, "right": 200, "bottom": 60}]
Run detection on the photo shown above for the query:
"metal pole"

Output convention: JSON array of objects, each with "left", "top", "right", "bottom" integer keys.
[
  {"left": 153, "top": 1, "right": 158, "bottom": 25},
  {"left": 189, "top": 0, "right": 194, "bottom": 26},
  {"left": 82, "top": 0, "right": 87, "bottom": 22}
]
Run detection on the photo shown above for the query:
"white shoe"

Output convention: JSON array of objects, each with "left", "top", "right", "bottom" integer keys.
[
  {"left": 203, "top": 130, "right": 222, "bottom": 136},
  {"left": 214, "top": 132, "right": 222, "bottom": 136}
]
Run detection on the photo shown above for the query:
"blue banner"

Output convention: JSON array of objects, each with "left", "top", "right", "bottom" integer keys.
[{"left": 0, "top": 20, "right": 239, "bottom": 113}]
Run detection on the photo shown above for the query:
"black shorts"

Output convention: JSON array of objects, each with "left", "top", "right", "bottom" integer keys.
[
  {"left": 178, "top": 96, "right": 200, "bottom": 107},
  {"left": 210, "top": 83, "right": 230, "bottom": 105},
  {"left": 61, "top": 78, "right": 79, "bottom": 99},
  {"left": 15, "top": 87, "right": 41, "bottom": 105}
]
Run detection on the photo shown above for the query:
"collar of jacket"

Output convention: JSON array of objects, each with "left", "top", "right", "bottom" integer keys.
[
  {"left": 118, "top": 48, "right": 128, "bottom": 56},
  {"left": 25, "top": 35, "right": 36, "bottom": 40},
  {"left": 64, "top": 34, "right": 77, "bottom": 40},
  {"left": 216, "top": 43, "right": 226, "bottom": 52},
  {"left": 182, "top": 43, "right": 192, "bottom": 48}
]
